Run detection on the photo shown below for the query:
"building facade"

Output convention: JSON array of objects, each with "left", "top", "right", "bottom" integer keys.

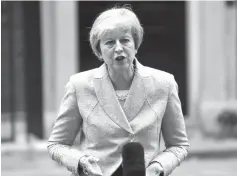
[{"left": 1, "top": 1, "right": 237, "bottom": 141}]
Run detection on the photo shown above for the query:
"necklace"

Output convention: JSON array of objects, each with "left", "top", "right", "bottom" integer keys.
[{"left": 115, "top": 90, "right": 129, "bottom": 101}]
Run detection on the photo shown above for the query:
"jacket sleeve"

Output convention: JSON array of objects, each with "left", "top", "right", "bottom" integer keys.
[
  {"left": 47, "top": 80, "right": 84, "bottom": 174},
  {"left": 152, "top": 75, "right": 190, "bottom": 176}
]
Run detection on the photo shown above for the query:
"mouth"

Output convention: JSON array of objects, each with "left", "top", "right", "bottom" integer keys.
[{"left": 115, "top": 56, "right": 126, "bottom": 61}]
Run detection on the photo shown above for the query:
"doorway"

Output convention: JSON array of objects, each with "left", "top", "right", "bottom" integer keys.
[{"left": 78, "top": 1, "right": 187, "bottom": 115}]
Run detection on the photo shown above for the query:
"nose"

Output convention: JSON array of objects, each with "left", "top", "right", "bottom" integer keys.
[{"left": 115, "top": 41, "right": 123, "bottom": 54}]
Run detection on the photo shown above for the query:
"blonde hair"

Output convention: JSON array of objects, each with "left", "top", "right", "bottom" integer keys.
[{"left": 89, "top": 5, "right": 144, "bottom": 60}]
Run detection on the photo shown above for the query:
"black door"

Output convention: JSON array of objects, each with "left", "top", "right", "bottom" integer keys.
[
  {"left": 1, "top": 1, "right": 43, "bottom": 141},
  {"left": 78, "top": 1, "right": 187, "bottom": 115},
  {"left": 22, "top": 1, "right": 43, "bottom": 139}
]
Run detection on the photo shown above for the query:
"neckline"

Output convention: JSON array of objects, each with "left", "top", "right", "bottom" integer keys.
[{"left": 115, "top": 90, "right": 129, "bottom": 101}]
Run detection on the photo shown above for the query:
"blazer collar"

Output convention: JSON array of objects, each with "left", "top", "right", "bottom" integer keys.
[{"left": 93, "top": 59, "right": 149, "bottom": 133}]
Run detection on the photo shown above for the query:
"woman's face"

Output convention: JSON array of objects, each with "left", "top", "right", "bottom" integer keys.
[{"left": 99, "top": 27, "right": 137, "bottom": 71}]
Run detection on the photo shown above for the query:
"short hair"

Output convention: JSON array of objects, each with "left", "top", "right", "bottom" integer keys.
[{"left": 89, "top": 5, "right": 144, "bottom": 60}]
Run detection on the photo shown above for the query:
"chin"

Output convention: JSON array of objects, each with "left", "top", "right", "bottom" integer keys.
[{"left": 114, "top": 63, "right": 130, "bottom": 70}]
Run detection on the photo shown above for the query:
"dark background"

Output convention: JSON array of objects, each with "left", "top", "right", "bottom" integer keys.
[
  {"left": 78, "top": 1, "right": 187, "bottom": 115},
  {"left": 1, "top": 1, "right": 187, "bottom": 141}
]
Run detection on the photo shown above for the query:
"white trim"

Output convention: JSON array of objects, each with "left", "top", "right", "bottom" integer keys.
[
  {"left": 40, "top": 1, "right": 56, "bottom": 112},
  {"left": 224, "top": 4, "right": 237, "bottom": 100},
  {"left": 186, "top": 1, "right": 201, "bottom": 122},
  {"left": 40, "top": 1, "right": 57, "bottom": 138}
]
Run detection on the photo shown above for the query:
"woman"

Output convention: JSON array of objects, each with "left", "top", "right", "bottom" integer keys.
[{"left": 47, "top": 5, "right": 189, "bottom": 176}]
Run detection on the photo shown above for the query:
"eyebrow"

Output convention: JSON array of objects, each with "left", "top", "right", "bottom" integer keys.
[{"left": 103, "top": 34, "right": 132, "bottom": 40}]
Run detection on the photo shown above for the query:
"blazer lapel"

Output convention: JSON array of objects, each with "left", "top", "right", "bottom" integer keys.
[
  {"left": 93, "top": 64, "right": 133, "bottom": 134},
  {"left": 123, "top": 60, "right": 149, "bottom": 121}
]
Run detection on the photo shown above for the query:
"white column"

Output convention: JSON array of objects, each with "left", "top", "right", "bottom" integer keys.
[
  {"left": 40, "top": 1, "right": 78, "bottom": 138},
  {"left": 199, "top": 1, "right": 237, "bottom": 135},
  {"left": 40, "top": 1, "right": 57, "bottom": 138},
  {"left": 186, "top": 1, "right": 202, "bottom": 124},
  {"left": 54, "top": 1, "right": 78, "bottom": 109},
  {"left": 199, "top": 1, "right": 226, "bottom": 134},
  {"left": 201, "top": 1, "right": 226, "bottom": 101}
]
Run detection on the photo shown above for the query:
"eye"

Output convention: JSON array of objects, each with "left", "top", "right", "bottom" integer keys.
[
  {"left": 120, "top": 38, "right": 130, "bottom": 43},
  {"left": 105, "top": 40, "right": 115, "bottom": 46}
]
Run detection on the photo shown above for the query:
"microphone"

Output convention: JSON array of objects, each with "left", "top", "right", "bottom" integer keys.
[{"left": 122, "top": 142, "right": 146, "bottom": 176}]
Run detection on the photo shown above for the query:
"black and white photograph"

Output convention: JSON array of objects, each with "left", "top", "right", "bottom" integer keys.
[{"left": 1, "top": 1, "right": 237, "bottom": 176}]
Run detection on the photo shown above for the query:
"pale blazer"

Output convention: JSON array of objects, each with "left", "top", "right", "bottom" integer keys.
[{"left": 47, "top": 60, "right": 189, "bottom": 176}]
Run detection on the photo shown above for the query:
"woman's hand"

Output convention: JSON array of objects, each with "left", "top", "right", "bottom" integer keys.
[
  {"left": 79, "top": 155, "right": 103, "bottom": 176},
  {"left": 146, "top": 162, "right": 164, "bottom": 176}
]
